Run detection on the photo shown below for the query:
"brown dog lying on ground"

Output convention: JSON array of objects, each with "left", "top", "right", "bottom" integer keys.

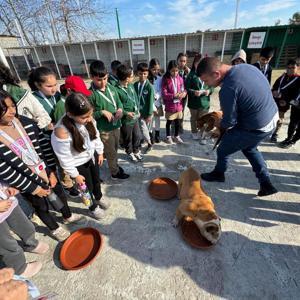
[
  {"left": 197, "top": 111, "right": 223, "bottom": 139},
  {"left": 173, "top": 167, "right": 221, "bottom": 244}
]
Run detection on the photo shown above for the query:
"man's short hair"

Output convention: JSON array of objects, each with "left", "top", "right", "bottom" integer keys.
[
  {"left": 196, "top": 57, "right": 221, "bottom": 77},
  {"left": 90, "top": 60, "right": 107, "bottom": 77},
  {"left": 117, "top": 64, "right": 133, "bottom": 81},
  {"left": 260, "top": 47, "right": 274, "bottom": 59}
]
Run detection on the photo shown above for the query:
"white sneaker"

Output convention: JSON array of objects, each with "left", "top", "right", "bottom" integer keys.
[
  {"left": 90, "top": 206, "right": 105, "bottom": 220},
  {"left": 63, "top": 213, "right": 85, "bottom": 225},
  {"left": 192, "top": 133, "right": 199, "bottom": 140},
  {"left": 199, "top": 138, "right": 207, "bottom": 145},
  {"left": 98, "top": 198, "right": 111, "bottom": 209},
  {"left": 165, "top": 136, "right": 174, "bottom": 144},
  {"left": 174, "top": 136, "right": 184, "bottom": 144},
  {"left": 128, "top": 152, "right": 138, "bottom": 162},
  {"left": 51, "top": 226, "right": 70, "bottom": 242},
  {"left": 134, "top": 151, "right": 143, "bottom": 161}
]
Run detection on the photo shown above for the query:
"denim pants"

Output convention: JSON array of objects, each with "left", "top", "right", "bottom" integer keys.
[{"left": 214, "top": 128, "right": 273, "bottom": 184}]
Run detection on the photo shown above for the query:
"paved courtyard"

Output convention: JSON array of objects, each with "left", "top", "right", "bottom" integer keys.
[{"left": 23, "top": 89, "right": 300, "bottom": 300}]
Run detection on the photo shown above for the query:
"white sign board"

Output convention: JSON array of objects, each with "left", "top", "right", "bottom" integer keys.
[
  {"left": 132, "top": 40, "right": 145, "bottom": 55},
  {"left": 247, "top": 32, "right": 266, "bottom": 49}
]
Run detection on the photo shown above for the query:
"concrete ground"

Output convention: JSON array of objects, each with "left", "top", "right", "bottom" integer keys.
[{"left": 24, "top": 91, "right": 300, "bottom": 300}]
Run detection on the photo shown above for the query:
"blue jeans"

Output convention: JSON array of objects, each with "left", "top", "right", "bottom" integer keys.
[{"left": 214, "top": 128, "right": 272, "bottom": 184}]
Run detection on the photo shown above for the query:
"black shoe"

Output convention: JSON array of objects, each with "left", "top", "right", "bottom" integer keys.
[
  {"left": 65, "top": 186, "right": 80, "bottom": 198},
  {"left": 270, "top": 134, "right": 278, "bottom": 143},
  {"left": 258, "top": 181, "right": 278, "bottom": 196},
  {"left": 111, "top": 171, "right": 130, "bottom": 180},
  {"left": 118, "top": 166, "right": 125, "bottom": 174},
  {"left": 201, "top": 170, "right": 225, "bottom": 182},
  {"left": 155, "top": 131, "right": 161, "bottom": 143},
  {"left": 278, "top": 139, "right": 295, "bottom": 149},
  {"left": 144, "top": 143, "right": 153, "bottom": 153}
]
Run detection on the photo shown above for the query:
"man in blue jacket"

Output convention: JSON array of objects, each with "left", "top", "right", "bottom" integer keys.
[{"left": 196, "top": 57, "right": 278, "bottom": 196}]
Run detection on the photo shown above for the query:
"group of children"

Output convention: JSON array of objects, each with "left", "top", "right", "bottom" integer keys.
[
  {"left": 231, "top": 46, "right": 300, "bottom": 147},
  {"left": 0, "top": 53, "right": 213, "bottom": 279}
]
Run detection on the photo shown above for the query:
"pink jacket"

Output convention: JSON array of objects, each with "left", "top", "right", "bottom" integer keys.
[{"left": 162, "top": 75, "right": 186, "bottom": 113}]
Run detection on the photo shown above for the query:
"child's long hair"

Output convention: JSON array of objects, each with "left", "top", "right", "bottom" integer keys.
[
  {"left": 148, "top": 58, "right": 161, "bottom": 84},
  {"left": 62, "top": 93, "right": 97, "bottom": 153},
  {"left": 191, "top": 54, "right": 202, "bottom": 72},
  {"left": 163, "top": 60, "right": 178, "bottom": 80},
  {"left": 27, "top": 67, "right": 56, "bottom": 91},
  {"left": 0, "top": 90, "right": 18, "bottom": 119},
  {"left": 0, "top": 62, "right": 20, "bottom": 89}
]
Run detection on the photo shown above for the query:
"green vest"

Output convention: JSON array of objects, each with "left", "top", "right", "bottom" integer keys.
[
  {"left": 133, "top": 79, "right": 154, "bottom": 118},
  {"left": 4, "top": 84, "right": 27, "bottom": 104},
  {"left": 53, "top": 97, "right": 65, "bottom": 123},
  {"left": 115, "top": 83, "right": 140, "bottom": 125},
  {"left": 32, "top": 91, "right": 61, "bottom": 121},
  {"left": 108, "top": 74, "right": 119, "bottom": 87},
  {"left": 89, "top": 83, "right": 123, "bottom": 132}
]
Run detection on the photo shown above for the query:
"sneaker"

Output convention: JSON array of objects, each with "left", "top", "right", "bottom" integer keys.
[
  {"left": 192, "top": 133, "right": 199, "bottom": 140},
  {"left": 29, "top": 241, "right": 49, "bottom": 254},
  {"left": 98, "top": 198, "right": 111, "bottom": 210},
  {"left": 63, "top": 213, "right": 85, "bottom": 225},
  {"left": 134, "top": 151, "right": 144, "bottom": 161},
  {"left": 278, "top": 139, "right": 295, "bottom": 149},
  {"left": 51, "top": 226, "right": 70, "bottom": 242},
  {"left": 111, "top": 171, "right": 130, "bottom": 180},
  {"left": 199, "top": 138, "right": 207, "bottom": 145},
  {"left": 20, "top": 261, "right": 42, "bottom": 278},
  {"left": 65, "top": 186, "right": 80, "bottom": 198},
  {"left": 119, "top": 166, "right": 125, "bottom": 174},
  {"left": 270, "top": 134, "right": 278, "bottom": 143},
  {"left": 89, "top": 206, "right": 105, "bottom": 220},
  {"left": 258, "top": 181, "right": 278, "bottom": 196},
  {"left": 174, "top": 136, "right": 184, "bottom": 144},
  {"left": 128, "top": 152, "right": 138, "bottom": 162},
  {"left": 166, "top": 136, "right": 174, "bottom": 144},
  {"left": 144, "top": 143, "right": 153, "bottom": 153},
  {"left": 201, "top": 170, "right": 225, "bottom": 182}
]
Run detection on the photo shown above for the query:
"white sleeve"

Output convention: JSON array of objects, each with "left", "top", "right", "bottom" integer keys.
[
  {"left": 93, "top": 119, "right": 104, "bottom": 155},
  {"left": 17, "top": 92, "right": 52, "bottom": 129},
  {"left": 51, "top": 132, "right": 79, "bottom": 178}
]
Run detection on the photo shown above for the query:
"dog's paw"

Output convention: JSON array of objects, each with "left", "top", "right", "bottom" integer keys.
[{"left": 172, "top": 217, "right": 179, "bottom": 227}]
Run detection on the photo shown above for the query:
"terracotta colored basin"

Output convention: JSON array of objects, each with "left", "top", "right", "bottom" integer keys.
[
  {"left": 148, "top": 177, "right": 178, "bottom": 200},
  {"left": 181, "top": 219, "right": 214, "bottom": 249},
  {"left": 60, "top": 227, "right": 103, "bottom": 270}
]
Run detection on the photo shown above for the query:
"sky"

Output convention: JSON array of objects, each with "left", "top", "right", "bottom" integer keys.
[{"left": 101, "top": 0, "right": 299, "bottom": 38}]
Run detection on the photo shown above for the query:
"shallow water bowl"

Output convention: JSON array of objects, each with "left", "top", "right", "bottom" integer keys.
[
  {"left": 60, "top": 227, "right": 103, "bottom": 270},
  {"left": 181, "top": 219, "right": 214, "bottom": 249},
  {"left": 148, "top": 177, "right": 178, "bottom": 200}
]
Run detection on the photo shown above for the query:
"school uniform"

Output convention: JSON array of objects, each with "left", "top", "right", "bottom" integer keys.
[
  {"left": 2, "top": 84, "right": 51, "bottom": 129},
  {"left": 108, "top": 74, "right": 119, "bottom": 87},
  {"left": 53, "top": 97, "right": 66, "bottom": 123},
  {"left": 133, "top": 80, "right": 154, "bottom": 144},
  {"left": 271, "top": 73, "right": 300, "bottom": 139},
  {"left": 178, "top": 67, "right": 190, "bottom": 133},
  {"left": 150, "top": 75, "right": 163, "bottom": 136},
  {"left": 186, "top": 70, "right": 214, "bottom": 133},
  {"left": 32, "top": 91, "right": 61, "bottom": 123},
  {"left": 115, "top": 83, "right": 141, "bottom": 155},
  {"left": 253, "top": 62, "right": 272, "bottom": 84},
  {"left": 89, "top": 83, "right": 123, "bottom": 176}
]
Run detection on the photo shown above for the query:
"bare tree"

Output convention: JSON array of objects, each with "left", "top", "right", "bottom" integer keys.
[{"left": 289, "top": 12, "right": 300, "bottom": 25}]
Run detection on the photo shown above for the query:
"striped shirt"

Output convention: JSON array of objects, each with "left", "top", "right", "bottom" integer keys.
[{"left": 0, "top": 116, "right": 56, "bottom": 194}]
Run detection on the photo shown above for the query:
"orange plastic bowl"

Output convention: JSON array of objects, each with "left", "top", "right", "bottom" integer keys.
[
  {"left": 60, "top": 227, "right": 103, "bottom": 270},
  {"left": 181, "top": 219, "right": 214, "bottom": 249},
  {"left": 148, "top": 177, "right": 178, "bottom": 200}
]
